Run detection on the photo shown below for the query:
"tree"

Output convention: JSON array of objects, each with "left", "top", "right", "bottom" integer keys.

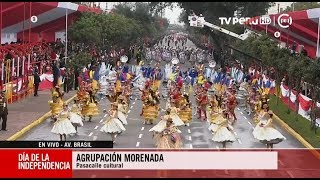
[
  {"left": 150, "top": 2, "right": 274, "bottom": 54},
  {"left": 68, "top": 12, "right": 143, "bottom": 50},
  {"left": 67, "top": 52, "right": 92, "bottom": 71},
  {"left": 284, "top": 2, "right": 320, "bottom": 12}
]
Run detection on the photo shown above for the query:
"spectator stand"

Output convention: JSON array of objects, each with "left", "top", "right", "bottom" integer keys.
[{"left": 0, "top": 41, "right": 52, "bottom": 104}]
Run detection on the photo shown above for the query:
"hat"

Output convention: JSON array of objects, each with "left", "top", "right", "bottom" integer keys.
[
  {"left": 262, "top": 104, "right": 269, "bottom": 109},
  {"left": 63, "top": 102, "right": 68, "bottom": 106},
  {"left": 268, "top": 110, "right": 273, "bottom": 115},
  {"left": 55, "top": 85, "right": 60, "bottom": 88}
]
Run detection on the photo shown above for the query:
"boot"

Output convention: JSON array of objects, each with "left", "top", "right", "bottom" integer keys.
[{"left": 197, "top": 108, "right": 202, "bottom": 119}]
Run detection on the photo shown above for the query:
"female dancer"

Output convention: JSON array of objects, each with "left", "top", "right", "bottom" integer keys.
[
  {"left": 117, "top": 96, "right": 128, "bottom": 125},
  {"left": 51, "top": 103, "right": 76, "bottom": 141},
  {"left": 212, "top": 110, "right": 236, "bottom": 149},
  {"left": 156, "top": 118, "right": 183, "bottom": 149},
  {"left": 252, "top": 111, "right": 286, "bottom": 150},
  {"left": 49, "top": 86, "right": 64, "bottom": 121},
  {"left": 69, "top": 98, "right": 84, "bottom": 133},
  {"left": 169, "top": 102, "right": 185, "bottom": 126},
  {"left": 179, "top": 94, "right": 192, "bottom": 126},
  {"left": 100, "top": 103, "right": 126, "bottom": 143},
  {"left": 142, "top": 89, "right": 160, "bottom": 124}
]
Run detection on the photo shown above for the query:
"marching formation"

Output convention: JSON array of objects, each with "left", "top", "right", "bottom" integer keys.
[{"left": 47, "top": 34, "right": 286, "bottom": 149}]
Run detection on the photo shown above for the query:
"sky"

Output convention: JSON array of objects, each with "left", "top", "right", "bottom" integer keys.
[{"left": 97, "top": 2, "right": 293, "bottom": 25}]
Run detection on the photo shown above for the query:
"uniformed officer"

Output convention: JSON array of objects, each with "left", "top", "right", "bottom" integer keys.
[{"left": 0, "top": 91, "right": 8, "bottom": 131}]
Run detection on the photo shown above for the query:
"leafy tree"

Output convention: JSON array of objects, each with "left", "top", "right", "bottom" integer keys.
[
  {"left": 67, "top": 52, "right": 92, "bottom": 70},
  {"left": 284, "top": 2, "right": 320, "bottom": 12}
]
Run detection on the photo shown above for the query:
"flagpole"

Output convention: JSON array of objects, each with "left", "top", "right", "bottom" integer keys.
[
  {"left": 317, "top": 17, "right": 320, "bottom": 57},
  {"left": 65, "top": 7, "right": 68, "bottom": 65}
]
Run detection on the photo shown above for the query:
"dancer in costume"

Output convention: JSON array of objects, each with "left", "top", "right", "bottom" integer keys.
[
  {"left": 211, "top": 110, "right": 236, "bottom": 149},
  {"left": 117, "top": 95, "right": 128, "bottom": 125},
  {"left": 100, "top": 103, "right": 126, "bottom": 143},
  {"left": 51, "top": 103, "right": 76, "bottom": 141},
  {"left": 69, "top": 98, "right": 84, "bottom": 133},
  {"left": 178, "top": 94, "right": 192, "bottom": 126},
  {"left": 49, "top": 86, "right": 64, "bottom": 120},
  {"left": 252, "top": 111, "right": 286, "bottom": 150},
  {"left": 142, "top": 89, "right": 160, "bottom": 124},
  {"left": 156, "top": 118, "right": 183, "bottom": 149}
]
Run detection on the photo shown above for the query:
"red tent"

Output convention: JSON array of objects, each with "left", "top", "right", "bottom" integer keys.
[
  {"left": 0, "top": 2, "right": 102, "bottom": 43},
  {"left": 245, "top": 8, "right": 320, "bottom": 58}
]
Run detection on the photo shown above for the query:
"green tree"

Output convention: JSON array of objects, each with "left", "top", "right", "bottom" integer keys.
[{"left": 284, "top": 2, "right": 320, "bottom": 12}]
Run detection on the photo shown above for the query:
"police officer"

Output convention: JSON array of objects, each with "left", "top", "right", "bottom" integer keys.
[{"left": 0, "top": 91, "right": 8, "bottom": 131}]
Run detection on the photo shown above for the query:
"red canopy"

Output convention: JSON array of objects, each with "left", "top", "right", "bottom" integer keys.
[
  {"left": 0, "top": 2, "right": 102, "bottom": 43},
  {"left": 245, "top": 8, "right": 320, "bottom": 58}
]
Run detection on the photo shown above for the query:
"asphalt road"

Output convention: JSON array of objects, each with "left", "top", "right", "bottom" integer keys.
[{"left": 18, "top": 37, "right": 304, "bottom": 149}]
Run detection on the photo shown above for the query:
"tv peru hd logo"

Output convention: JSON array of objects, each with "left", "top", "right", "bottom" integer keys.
[{"left": 219, "top": 14, "right": 292, "bottom": 38}]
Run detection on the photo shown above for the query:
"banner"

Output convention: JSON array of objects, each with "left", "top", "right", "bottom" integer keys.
[{"left": 0, "top": 149, "right": 319, "bottom": 178}]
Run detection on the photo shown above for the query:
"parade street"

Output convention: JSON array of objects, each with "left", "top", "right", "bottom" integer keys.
[{"left": 18, "top": 38, "right": 304, "bottom": 149}]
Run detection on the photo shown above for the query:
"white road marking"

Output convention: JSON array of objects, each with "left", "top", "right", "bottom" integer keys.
[
  {"left": 234, "top": 132, "right": 237, "bottom": 136},
  {"left": 93, "top": 136, "right": 98, "bottom": 140},
  {"left": 135, "top": 98, "right": 138, "bottom": 101},
  {"left": 130, "top": 106, "right": 133, "bottom": 109},
  {"left": 133, "top": 102, "right": 135, "bottom": 105},
  {"left": 141, "top": 127, "right": 145, "bottom": 131},
  {"left": 128, "top": 110, "right": 131, "bottom": 113},
  {"left": 188, "top": 129, "right": 191, "bottom": 134},
  {"left": 188, "top": 136, "right": 192, "bottom": 141},
  {"left": 240, "top": 112, "right": 243, "bottom": 115},
  {"left": 94, "top": 126, "right": 99, "bottom": 130},
  {"left": 104, "top": 114, "right": 107, "bottom": 117},
  {"left": 189, "top": 144, "right": 193, "bottom": 149},
  {"left": 237, "top": 108, "right": 240, "bottom": 110},
  {"left": 138, "top": 134, "right": 143, "bottom": 139},
  {"left": 244, "top": 116, "right": 247, "bottom": 120},
  {"left": 100, "top": 119, "right": 104, "bottom": 123},
  {"left": 237, "top": 139, "right": 242, "bottom": 144},
  {"left": 136, "top": 142, "right": 140, "bottom": 147},
  {"left": 88, "top": 132, "right": 93, "bottom": 137},
  {"left": 248, "top": 121, "right": 252, "bottom": 125}
]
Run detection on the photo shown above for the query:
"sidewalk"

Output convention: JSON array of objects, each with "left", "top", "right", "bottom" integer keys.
[{"left": 0, "top": 90, "right": 76, "bottom": 140}]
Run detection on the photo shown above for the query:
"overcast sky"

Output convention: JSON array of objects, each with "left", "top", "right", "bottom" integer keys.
[{"left": 98, "top": 2, "right": 293, "bottom": 25}]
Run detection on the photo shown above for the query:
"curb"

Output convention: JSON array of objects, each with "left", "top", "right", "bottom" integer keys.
[
  {"left": 6, "top": 94, "right": 77, "bottom": 141},
  {"left": 272, "top": 113, "right": 320, "bottom": 159}
]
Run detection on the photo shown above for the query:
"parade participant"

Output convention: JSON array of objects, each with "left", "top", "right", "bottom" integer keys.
[
  {"left": 152, "top": 66, "right": 162, "bottom": 90},
  {"left": 81, "top": 90, "right": 99, "bottom": 122},
  {"left": 189, "top": 67, "right": 198, "bottom": 87},
  {"left": 69, "top": 98, "right": 84, "bottom": 133},
  {"left": 97, "top": 75, "right": 108, "bottom": 102},
  {"left": 100, "top": 103, "right": 126, "bottom": 143},
  {"left": 169, "top": 101, "right": 185, "bottom": 126},
  {"left": 49, "top": 86, "right": 64, "bottom": 120},
  {"left": 227, "top": 88, "right": 238, "bottom": 124},
  {"left": 245, "top": 86, "right": 255, "bottom": 115},
  {"left": 253, "top": 111, "right": 286, "bottom": 150},
  {"left": 117, "top": 95, "right": 128, "bottom": 125},
  {"left": 196, "top": 88, "right": 208, "bottom": 121},
  {"left": 212, "top": 110, "right": 236, "bottom": 149},
  {"left": 51, "top": 103, "right": 76, "bottom": 141},
  {"left": 156, "top": 118, "right": 182, "bottom": 149},
  {"left": 0, "top": 91, "right": 8, "bottom": 131},
  {"left": 178, "top": 94, "right": 192, "bottom": 126},
  {"left": 149, "top": 109, "right": 174, "bottom": 138},
  {"left": 142, "top": 89, "right": 160, "bottom": 125},
  {"left": 208, "top": 102, "right": 227, "bottom": 135}
]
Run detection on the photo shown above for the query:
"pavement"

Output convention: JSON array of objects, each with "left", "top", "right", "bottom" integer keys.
[
  {"left": 3, "top": 35, "right": 319, "bottom": 178},
  {"left": 17, "top": 38, "right": 304, "bottom": 149},
  {"left": 0, "top": 90, "right": 76, "bottom": 140}
]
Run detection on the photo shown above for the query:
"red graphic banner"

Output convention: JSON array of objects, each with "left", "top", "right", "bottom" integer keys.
[{"left": 0, "top": 149, "right": 72, "bottom": 178}]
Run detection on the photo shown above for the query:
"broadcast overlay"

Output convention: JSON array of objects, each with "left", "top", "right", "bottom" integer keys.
[{"left": 1, "top": 1, "right": 320, "bottom": 178}]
